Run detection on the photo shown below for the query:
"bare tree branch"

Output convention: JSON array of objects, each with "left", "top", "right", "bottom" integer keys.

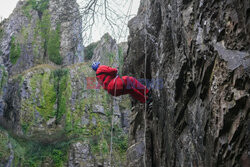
[{"left": 79, "top": 0, "right": 137, "bottom": 45}]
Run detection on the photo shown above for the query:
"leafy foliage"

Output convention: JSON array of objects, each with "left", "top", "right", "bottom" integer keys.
[
  {"left": 52, "top": 149, "right": 64, "bottom": 167},
  {"left": 31, "top": 0, "right": 49, "bottom": 13},
  {"left": 10, "top": 36, "right": 21, "bottom": 64},
  {"left": 23, "top": 0, "right": 49, "bottom": 19}
]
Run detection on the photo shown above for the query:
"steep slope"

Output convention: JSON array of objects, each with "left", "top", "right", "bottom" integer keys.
[{"left": 124, "top": 0, "right": 250, "bottom": 166}]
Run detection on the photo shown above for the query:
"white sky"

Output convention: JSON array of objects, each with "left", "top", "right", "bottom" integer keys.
[
  {"left": 0, "top": 0, "right": 19, "bottom": 19},
  {"left": 0, "top": 0, "right": 140, "bottom": 45}
]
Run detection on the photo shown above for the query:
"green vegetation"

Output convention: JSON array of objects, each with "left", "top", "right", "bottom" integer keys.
[
  {"left": 10, "top": 36, "right": 21, "bottom": 64},
  {"left": 30, "top": 0, "right": 49, "bottom": 13},
  {"left": 84, "top": 42, "right": 98, "bottom": 61},
  {"left": 20, "top": 67, "right": 71, "bottom": 133},
  {"left": 48, "top": 24, "right": 62, "bottom": 65},
  {"left": 107, "top": 52, "right": 115, "bottom": 65},
  {"left": 53, "top": 69, "right": 70, "bottom": 124},
  {"left": 23, "top": 0, "right": 49, "bottom": 19},
  {"left": 20, "top": 26, "right": 29, "bottom": 43},
  {"left": 103, "top": 33, "right": 111, "bottom": 41},
  {"left": 0, "top": 27, "right": 4, "bottom": 40},
  {"left": 0, "top": 66, "right": 8, "bottom": 94},
  {"left": 21, "top": 0, "right": 63, "bottom": 65},
  {"left": 1, "top": 63, "right": 128, "bottom": 166},
  {"left": 22, "top": 3, "right": 33, "bottom": 20},
  {"left": 31, "top": 71, "right": 57, "bottom": 121},
  {"left": 33, "top": 10, "right": 63, "bottom": 65},
  {"left": 40, "top": 10, "right": 51, "bottom": 52},
  {"left": 22, "top": 0, "right": 63, "bottom": 65},
  {"left": 0, "top": 131, "right": 11, "bottom": 163},
  {"left": 0, "top": 128, "right": 25, "bottom": 166},
  {"left": 16, "top": 139, "right": 68, "bottom": 167}
]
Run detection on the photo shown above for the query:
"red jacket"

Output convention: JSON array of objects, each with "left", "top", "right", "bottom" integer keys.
[{"left": 96, "top": 65, "right": 118, "bottom": 90}]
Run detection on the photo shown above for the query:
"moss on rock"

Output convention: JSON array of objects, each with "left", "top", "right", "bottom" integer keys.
[
  {"left": 22, "top": 0, "right": 49, "bottom": 19},
  {"left": 3, "top": 62, "right": 128, "bottom": 166}
]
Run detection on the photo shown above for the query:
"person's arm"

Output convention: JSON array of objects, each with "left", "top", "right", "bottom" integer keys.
[{"left": 97, "top": 65, "right": 117, "bottom": 76}]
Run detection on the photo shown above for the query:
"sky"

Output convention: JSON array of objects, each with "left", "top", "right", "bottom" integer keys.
[
  {"left": 0, "top": 0, "right": 19, "bottom": 19},
  {"left": 0, "top": 0, "right": 140, "bottom": 45}
]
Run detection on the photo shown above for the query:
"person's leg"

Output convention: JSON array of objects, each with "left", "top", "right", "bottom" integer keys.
[
  {"left": 127, "top": 77, "right": 149, "bottom": 95},
  {"left": 130, "top": 88, "right": 147, "bottom": 103},
  {"left": 123, "top": 76, "right": 148, "bottom": 103},
  {"left": 108, "top": 77, "right": 129, "bottom": 96}
]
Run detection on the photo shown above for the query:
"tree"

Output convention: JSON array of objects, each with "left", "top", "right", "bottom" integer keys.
[{"left": 79, "top": 0, "right": 137, "bottom": 44}]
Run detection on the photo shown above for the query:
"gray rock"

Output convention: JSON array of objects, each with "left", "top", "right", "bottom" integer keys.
[
  {"left": 124, "top": 0, "right": 250, "bottom": 166},
  {"left": 93, "top": 105, "right": 105, "bottom": 115},
  {"left": 214, "top": 43, "right": 250, "bottom": 71}
]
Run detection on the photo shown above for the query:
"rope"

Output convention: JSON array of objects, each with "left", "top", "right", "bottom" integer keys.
[
  {"left": 143, "top": 0, "right": 149, "bottom": 166},
  {"left": 109, "top": 75, "right": 119, "bottom": 166}
]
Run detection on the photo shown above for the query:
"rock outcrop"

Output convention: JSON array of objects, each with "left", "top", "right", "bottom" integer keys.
[
  {"left": 124, "top": 0, "right": 250, "bottom": 166},
  {"left": 90, "top": 33, "right": 127, "bottom": 72},
  {"left": 0, "top": 0, "right": 83, "bottom": 76}
]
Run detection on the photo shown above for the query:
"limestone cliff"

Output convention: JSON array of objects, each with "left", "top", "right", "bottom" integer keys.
[
  {"left": 0, "top": 1, "right": 129, "bottom": 166},
  {"left": 0, "top": 0, "right": 83, "bottom": 76},
  {"left": 124, "top": 0, "right": 250, "bottom": 166}
]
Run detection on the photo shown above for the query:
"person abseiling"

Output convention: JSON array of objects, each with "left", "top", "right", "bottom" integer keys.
[{"left": 92, "top": 61, "right": 150, "bottom": 103}]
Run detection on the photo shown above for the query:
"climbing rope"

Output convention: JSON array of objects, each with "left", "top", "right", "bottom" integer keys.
[
  {"left": 109, "top": 75, "right": 119, "bottom": 166},
  {"left": 108, "top": 1, "right": 134, "bottom": 162}
]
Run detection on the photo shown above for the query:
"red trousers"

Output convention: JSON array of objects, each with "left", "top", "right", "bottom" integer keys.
[{"left": 107, "top": 76, "right": 149, "bottom": 103}]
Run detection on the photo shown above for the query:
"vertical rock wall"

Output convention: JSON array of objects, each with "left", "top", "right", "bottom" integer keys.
[{"left": 124, "top": 0, "right": 250, "bottom": 166}]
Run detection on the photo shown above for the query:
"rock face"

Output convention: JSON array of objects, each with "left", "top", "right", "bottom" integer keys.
[
  {"left": 91, "top": 33, "right": 127, "bottom": 71},
  {"left": 0, "top": 1, "right": 129, "bottom": 167},
  {"left": 0, "top": 0, "right": 83, "bottom": 76},
  {"left": 124, "top": 0, "right": 250, "bottom": 166}
]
